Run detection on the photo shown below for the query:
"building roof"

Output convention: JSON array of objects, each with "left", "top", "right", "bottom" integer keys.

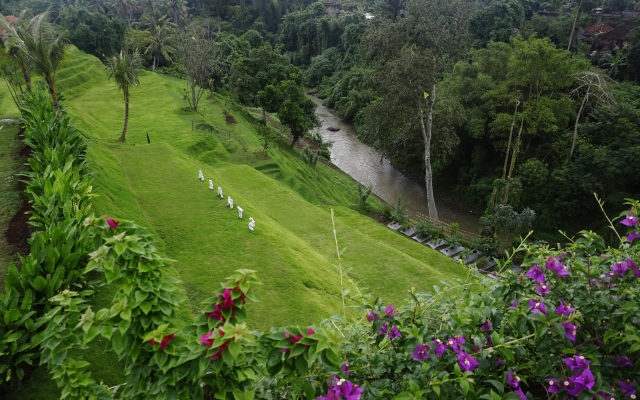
[
  {"left": 0, "top": 15, "right": 18, "bottom": 37},
  {"left": 582, "top": 23, "right": 614, "bottom": 36}
]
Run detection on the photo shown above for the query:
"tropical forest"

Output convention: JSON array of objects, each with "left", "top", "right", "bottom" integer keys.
[{"left": 0, "top": 0, "right": 639, "bottom": 398}]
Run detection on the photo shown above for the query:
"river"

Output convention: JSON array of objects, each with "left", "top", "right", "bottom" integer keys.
[{"left": 309, "top": 95, "right": 481, "bottom": 234}]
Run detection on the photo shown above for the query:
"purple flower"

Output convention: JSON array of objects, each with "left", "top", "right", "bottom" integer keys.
[
  {"left": 528, "top": 299, "right": 547, "bottom": 315},
  {"left": 378, "top": 322, "right": 388, "bottom": 336},
  {"left": 507, "top": 371, "right": 521, "bottom": 388},
  {"left": 535, "top": 282, "right": 550, "bottom": 296},
  {"left": 385, "top": 304, "right": 398, "bottom": 316},
  {"left": 556, "top": 300, "right": 575, "bottom": 316},
  {"left": 545, "top": 256, "right": 570, "bottom": 277},
  {"left": 627, "top": 232, "right": 640, "bottom": 243},
  {"left": 567, "top": 368, "right": 594, "bottom": 396},
  {"left": 388, "top": 325, "right": 401, "bottom": 340},
  {"left": 612, "top": 260, "right": 630, "bottom": 276},
  {"left": 199, "top": 331, "right": 214, "bottom": 348},
  {"left": 620, "top": 213, "right": 639, "bottom": 227},
  {"left": 456, "top": 351, "right": 480, "bottom": 372},
  {"left": 412, "top": 344, "right": 429, "bottom": 360},
  {"left": 509, "top": 299, "right": 519, "bottom": 308},
  {"left": 546, "top": 378, "right": 561, "bottom": 394},
  {"left": 480, "top": 320, "right": 493, "bottom": 332},
  {"left": 524, "top": 265, "right": 545, "bottom": 284},
  {"left": 447, "top": 336, "right": 466, "bottom": 352},
  {"left": 433, "top": 339, "right": 446, "bottom": 358},
  {"left": 512, "top": 388, "right": 526, "bottom": 400},
  {"left": 561, "top": 322, "right": 578, "bottom": 343},
  {"left": 619, "top": 380, "right": 636, "bottom": 399},
  {"left": 616, "top": 356, "right": 633, "bottom": 368},
  {"left": 563, "top": 355, "right": 590, "bottom": 371},
  {"left": 317, "top": 376, "right": 363, "bottom": 400},
  {"left": 365, "top": 310, "right": 378, "bottom": 322}
]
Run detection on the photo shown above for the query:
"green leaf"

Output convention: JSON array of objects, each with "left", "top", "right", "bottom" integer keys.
[
  {"left": 228, "top": 341, "right": 241, "bottom": 360},
  {"left": 4, "top": 309, "right": 20, "bottom": 325},
  {"left": 460, "top": 378, "right": 470, "bottom": 395},
  {"left": 32, "top": 276, "right": 48, "bottom": 292},
  {"left": 432, "top": 385, "right": 440, "bottom": 397}
]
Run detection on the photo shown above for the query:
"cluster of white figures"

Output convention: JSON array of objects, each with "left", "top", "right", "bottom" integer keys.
[{"left": 199, "top": 169, "right": 255, "bottom": 232}]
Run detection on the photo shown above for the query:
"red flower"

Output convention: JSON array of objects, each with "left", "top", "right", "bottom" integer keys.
[{"left": 104, "top": 217, "right": 120, "bottom": 229}]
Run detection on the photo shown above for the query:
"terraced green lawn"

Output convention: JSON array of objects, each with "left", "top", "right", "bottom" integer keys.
[{"left": 0, "top": 46, "right": 469, "bottom": 398}]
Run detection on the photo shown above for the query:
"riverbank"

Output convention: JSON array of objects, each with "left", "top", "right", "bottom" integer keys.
[{"left": 308, "top": 94, "right": 482, "bottom": 235}]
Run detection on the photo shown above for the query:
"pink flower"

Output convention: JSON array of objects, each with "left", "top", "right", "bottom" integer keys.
[{"left": 104, "top": 217, "right": 120, "bottom": 229}]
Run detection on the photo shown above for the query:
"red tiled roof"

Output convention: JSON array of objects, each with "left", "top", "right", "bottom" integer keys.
[
  {"left": 582, "top": 23, "right": 613, "bottom": 36},
  {"left": 0, "top": 15, "right": 18, "bottom": 37}
]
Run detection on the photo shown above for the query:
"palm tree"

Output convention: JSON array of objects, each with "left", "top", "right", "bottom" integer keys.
[
  {"left": 0, "top": 12, "right": 32, "bottom": 94},
  {"left": 106, "top": 49, "right": 142, "bottom": 142},
  {"left": 144, "top": 16, "right": 176, "bottom": 71},
  {"left": 15, "top": 12, "right": 66, "bottom": 111},
  {"left": 164, "top": 0, "right": 187, "bottom": 25}
]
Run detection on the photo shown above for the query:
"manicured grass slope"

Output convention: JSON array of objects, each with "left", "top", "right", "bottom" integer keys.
[{"left": 1, "top": 47, "right": 468, "bottom": 398}]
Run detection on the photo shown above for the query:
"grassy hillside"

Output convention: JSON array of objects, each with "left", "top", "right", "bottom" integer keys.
[{"left": 0, "top": 46, "right": 469, "bottom": 398}]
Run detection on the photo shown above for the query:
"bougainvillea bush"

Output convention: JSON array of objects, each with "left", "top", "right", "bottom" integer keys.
[{"left": 325, "top": 201, "right": 640, "bottom": 399}]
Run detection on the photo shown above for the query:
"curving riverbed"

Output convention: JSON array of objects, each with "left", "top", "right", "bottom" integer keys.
[{"left": 309, "top": 94, "right": 481, "bottom": 234}]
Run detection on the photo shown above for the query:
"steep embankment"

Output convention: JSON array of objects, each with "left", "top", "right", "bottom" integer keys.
[{"left": 2, "top": 46, "right": 468, "bottom": 327}]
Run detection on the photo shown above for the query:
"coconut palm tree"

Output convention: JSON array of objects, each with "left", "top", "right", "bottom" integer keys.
[
  {"left": 144, "top": 16, "right": 176, "bottom": 71},
  {"left": 17, "top": 11, "right": 66, "bottom": 111},
  {"left": 0, "top": 12, "right": 32, "bottom": 94},
  {"left": 106, "top": 49, "right": 142, "bottom": 142}
]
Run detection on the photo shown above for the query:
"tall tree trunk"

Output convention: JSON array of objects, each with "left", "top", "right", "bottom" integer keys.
[
  {"left": 119, "top": 91, "right": 129, "bottom": 142},
  {"left": 152, "top": 54, "right": 157, "bottom": 72},
  {"left": 567, "top": 0, "right": 582, "bottom": 52},
  {"left": 419, "top": 84, "right": 438, "bottom": 221},
  {"left": 491, "top": 100, "right": 520, "bottom": 206},
  {"left": 502, "top": 118, "right": 524, "bottom": 205},
  {"left": 46, "top": 77, "right": 58, "bottom": 111},
  {"left": 569, "top": 87, "right": 589, "bottom": 162},
  {"left": 20, "top": 64, "right": 31, "bottom": 92}
]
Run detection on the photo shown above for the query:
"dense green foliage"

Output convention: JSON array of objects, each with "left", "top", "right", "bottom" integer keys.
[{"left": 0, "top": 85, "right": 94, "bottom": 387}]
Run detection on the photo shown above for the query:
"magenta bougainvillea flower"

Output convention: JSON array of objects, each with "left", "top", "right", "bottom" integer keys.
[
  {"left": 366, "top": 310, "right": 378, "bottom": 322},
  {"left": 200, "top": 331, "right": 215, "bottom": 348},
  {"left": 480, "top": 320, "right": 493, "bottom": 332},
  {"left": 456, "top": 351, "right": 479, "bottom": 372},
  {"left": 412, "top": 344, "right": 429, "bottom": 360},
  {"left": 619, "top": 380, "right": 636, "bottom": 399},
  {"left": 385, "top": 304, "right": 398, "bottom": 316},
  {"left": 150, "top": 333, "right": 175, "bottom": 349},
  {"left": 378, "top": 322, "right": 388, "bottom": 336},
  {"left": 447, "top": 336, "right": 466, "bottom": 352},
  {"left": 545, "top": 256, "right": 570, "bottom": 277},
  {"left": 546, "top": 378, "right": 561, "bottom": 394},
  {"left": 556, "top": 300, "right": 576, "bottom": 316},
  {"left": 507, "top": 371, "right": 521, "bottom": 388},
  {"left": 567, "top": 367, "right": 595, "bottom": 396},
  {"left": 528, "top": 299, "right": 547, "bottom": 315},
  {"left": 564, "top": 355, "right": 590, "bottom": 371},
  {"left": 433, "top": 339, "right": 446, "bottom": 358},
  {"left": 525, "top": 265, "right": 545, "bottom": 284},
  {"left": 561, "top": 322, "right": 578, "bottom": 343},
  {"left": 284, "top": 332, "right": 303, "bottom": 344},
  {"left": 104, "top": 217, "right": 120, "bottom": 229},
  {"left": 317, "top": 376, "right": 363, "bottom": 400},
  {"left": 535, "top": 282, "right": 550, "bottom": 296},
  {"left": 388, "top": 325, "right": 401, "bottom": 340},
  {"left": 620, "top": 213, "right": 639, "bottom": 227},
  {"left": 616, "top": 356, "right": 633, "bottom": 368},
  {"left": 219, "top": 288, "right": 235, "bottom": 309}
]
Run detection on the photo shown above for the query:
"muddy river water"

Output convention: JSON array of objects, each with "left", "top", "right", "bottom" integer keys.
[{"left": 309, "top": 94, "right": 481, "bottom": 234}]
